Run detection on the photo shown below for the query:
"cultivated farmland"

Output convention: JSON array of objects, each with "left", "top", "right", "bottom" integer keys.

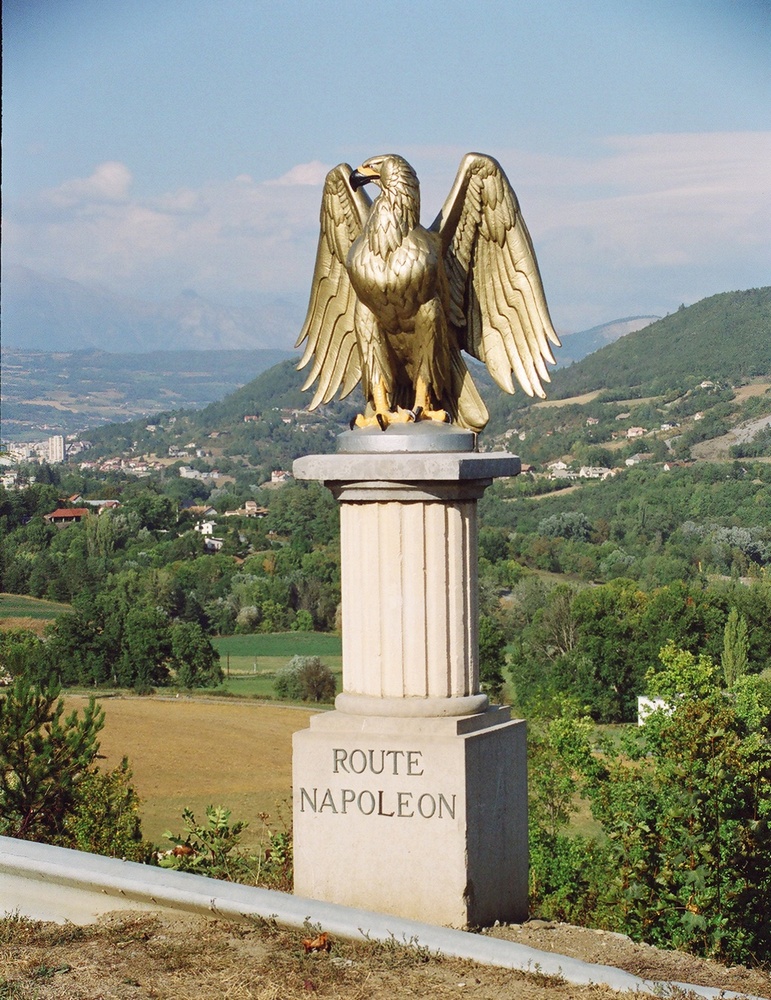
[{"left": 212, "top": 632, "right": 342, "bottom": 697}]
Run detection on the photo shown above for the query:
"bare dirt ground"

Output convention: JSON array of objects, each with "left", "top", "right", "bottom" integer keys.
[
  {"left": 692, "top": 413, "right": 771, "bottom": 460},
  {"left": 2, "top": 910, "right": 769, "bottom": 1000},
  {"left": 490, "top": 921, "right": 770, "bottom": 996}
]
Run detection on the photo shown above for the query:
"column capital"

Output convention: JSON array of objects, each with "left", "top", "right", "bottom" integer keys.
[{"left": 293, "top": 450, "right": 520, "bottom": 488}]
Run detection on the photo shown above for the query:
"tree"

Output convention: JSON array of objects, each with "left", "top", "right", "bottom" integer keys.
[
  {"left": 85, "top": 509, "right": 118, "bottom": 558},
  {"left": 569, "top": 580, "right": 649, "bottom": 722},
  {"left": 170, "top": 621, "right": 223, "bottom": 688},
  {"left": 478, "top": 615, "right": 506, "bottom": 700},
  {"left": 645, "top": 640, "right": 718, "bottom": 701},
  {"left": 538, "top": 511, "right": 593, "bottom": 542},
  {"left": 120, "top": 606, "right": 172, "bottom": 690},
  {"left": 721, "top": 607, "right": 749, "bottom": 688},
  {"left": 44, "top": 607, "right": 112, "bottom": 687},
  {"left": 121, "top": 489, "right": 176, "bottom": 531},
  {"left": 0, "top": 676, "right": 104, "bottom": 841}
]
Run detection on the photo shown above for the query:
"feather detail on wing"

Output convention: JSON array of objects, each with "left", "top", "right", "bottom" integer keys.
[
  {"left": 430, "top": 153, "right": 560, "bottom": 398},
  {"left": 295, "top": 164, "right": 370, "bottom": 408}
]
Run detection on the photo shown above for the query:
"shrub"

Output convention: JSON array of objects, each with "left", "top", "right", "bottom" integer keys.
[
  {"left": 159, "top": 805, "right": 292, "bottom": 890},
  {"left": 62, "top": 758, "right": 150, "bottom": 862},
  {"left": 274, "top": 655, "right": 336, "bottom": 703},
  {"left": 529, "top": 832, "right": 612, "bottom": 926},
  {"left": 527, "top": 654, "right": 771, "bottom": 966},
  {"left": 584, "top": 645, "right": 771, "bottom": 964}
]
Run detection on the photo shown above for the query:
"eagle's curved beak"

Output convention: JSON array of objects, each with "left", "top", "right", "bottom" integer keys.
[
  {"left": 348, "top": 167, "right": 380, "bottom": 191},
  {"left": 350, "top": 168, "right": 373, "bottom": 191}
]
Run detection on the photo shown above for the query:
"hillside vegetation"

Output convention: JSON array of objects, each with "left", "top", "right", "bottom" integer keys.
[
  {"left": 72, "top": 287, "right": 771, "bottom": 475},
  {"left": 549, "top": 287, "right": 771, "bottom": 398}
]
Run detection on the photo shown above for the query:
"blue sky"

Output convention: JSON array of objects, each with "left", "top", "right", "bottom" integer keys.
[{"left": 4, "top": 0, "right": 770, "bottom": 341}]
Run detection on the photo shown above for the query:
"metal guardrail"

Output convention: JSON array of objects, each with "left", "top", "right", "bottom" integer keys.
[{"left": 0, "top": 837, "right": 764, "bottom": 999}]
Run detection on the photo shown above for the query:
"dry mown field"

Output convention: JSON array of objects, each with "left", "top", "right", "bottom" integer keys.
[{"left": 65, "top": 695, "right": 318, "bottom": 847}]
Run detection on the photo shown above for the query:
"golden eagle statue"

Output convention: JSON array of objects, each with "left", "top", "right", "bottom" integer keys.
[{"left": 297, "top": 153, "right": 560, "bottom": 433}]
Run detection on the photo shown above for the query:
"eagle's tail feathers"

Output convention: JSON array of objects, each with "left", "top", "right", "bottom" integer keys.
[{"left": 450, "top": 352, "right": 488, "bottom": 434}]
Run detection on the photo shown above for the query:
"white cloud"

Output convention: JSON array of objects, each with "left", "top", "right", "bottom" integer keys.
[
  {"left": 5, "top": 136, "right": 770, "bottom": 331},
  {"left": 267, "top": 161, "right": 329, "bottom": 186},
  {"left": 538, "top": 133, "right": 771, "bottom": 267},
  {"left": 483, "top": 132, "right": 771, "bottom": 327},
  {"left": 6, "top": 162, "right": 324, "bottom": 298},
  {"left": 43, "top": 161, "right": 134, "bottom": 207}
]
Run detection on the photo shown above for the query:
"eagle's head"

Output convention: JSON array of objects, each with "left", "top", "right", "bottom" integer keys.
[
  {"left": 351, "top": 154, "right": 419, "bottom": 199},
  {"left": 351, "top": 155, "right": 420, "bottom": 237}
]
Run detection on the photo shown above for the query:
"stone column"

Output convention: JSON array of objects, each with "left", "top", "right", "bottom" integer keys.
[{"left": 292, "top": 425, "right": 527, "bottom": 927}]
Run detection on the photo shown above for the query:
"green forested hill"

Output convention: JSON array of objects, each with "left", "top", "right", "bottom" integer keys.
[
  {"left": 78, "top": 287, "right": 771, "bottom": 474},
  {"left": 549, "top": 287, "right": 771, "bottom": 398}
]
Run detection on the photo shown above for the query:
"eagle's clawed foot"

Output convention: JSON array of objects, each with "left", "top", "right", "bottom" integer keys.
[
  {"left": 353, "top": 409, "right": 414, "bottom": 430},
  {"left": 423, "top": 408, "right": 450, "bottom": 423},
  {"left": 352, "top": 406, "right": 450, "bottom": 430}
]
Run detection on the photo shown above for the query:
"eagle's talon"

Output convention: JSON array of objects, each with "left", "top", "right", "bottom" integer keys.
[
  {"left": 413, "top": 406, "right": 423, "bottom": 421},
  {"left": 376, "top": 413, "right": 388, "bottom": 431},
  {"left": 349, "top": 416, "right": 357, "bottom": 430}
]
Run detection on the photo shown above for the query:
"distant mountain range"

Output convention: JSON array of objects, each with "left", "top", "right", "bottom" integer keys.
[
  {"left": 5, "top": 269, "right": 768, "bottom": 448},
  {"left": 2, "top": 265, "right": 304, "bottom": 352},
  {"left": 4, "top": 266, "right": 656, "bottom": 359},
  {"left": 556, "top": 316, "right": 659, "bottom": 366}
]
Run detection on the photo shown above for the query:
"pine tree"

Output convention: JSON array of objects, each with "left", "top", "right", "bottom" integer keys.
[{"left": 0, "top": 676, "right": 104, "bottom": 840}]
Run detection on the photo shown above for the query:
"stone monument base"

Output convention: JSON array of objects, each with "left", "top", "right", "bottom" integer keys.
[{"left": 293, "top": 707, "right": 527, "bottom": 928}]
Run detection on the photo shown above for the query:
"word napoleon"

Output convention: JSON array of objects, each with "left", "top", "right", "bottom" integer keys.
[{"left": 299, "top": 746, "right": 457, "bottom": 820}]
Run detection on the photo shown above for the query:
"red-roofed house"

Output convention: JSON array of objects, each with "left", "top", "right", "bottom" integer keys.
[{"left": 44, "top": 507, "right": 91, "bottom": 526}]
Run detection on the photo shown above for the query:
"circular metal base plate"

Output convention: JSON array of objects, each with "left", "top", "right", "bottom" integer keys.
[{"left": 337, "top": 422, "right": 476, "bottom": 454}]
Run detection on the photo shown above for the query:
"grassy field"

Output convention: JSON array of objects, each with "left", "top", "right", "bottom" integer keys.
[
  {"left": 213, "top": 631, "right": 342, "bottom": 698},
  {"left": 0, "top": 593, "right": 71, "bottom": 635},
  {"left": 74, "top": 690, "right": 606, "bottom": 851},
  {"left": 214, "top": 631, "right": 341, "bottom": 661},
  {"left": 0, "top": 624, "right": 342, "bottom": 848}
]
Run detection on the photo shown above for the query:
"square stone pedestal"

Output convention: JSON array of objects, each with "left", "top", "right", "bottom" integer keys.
[{"left": 293, "top": 707, "right": 527, "bottom": 928}]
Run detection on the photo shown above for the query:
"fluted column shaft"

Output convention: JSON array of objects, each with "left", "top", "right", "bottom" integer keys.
[
  {"left": 339, "top": 487, "right": 480, "bottom": 705},
  {"left": 293, "top": 450, "right": 520, "bottom": 718}
]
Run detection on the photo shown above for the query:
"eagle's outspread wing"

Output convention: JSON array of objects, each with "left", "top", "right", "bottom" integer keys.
[
  {"left": 431, "top": 153, "right": 561, "bottom": 399},
  {"left": 295, "top": 164, "right": 371, "bottom": 408}
]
